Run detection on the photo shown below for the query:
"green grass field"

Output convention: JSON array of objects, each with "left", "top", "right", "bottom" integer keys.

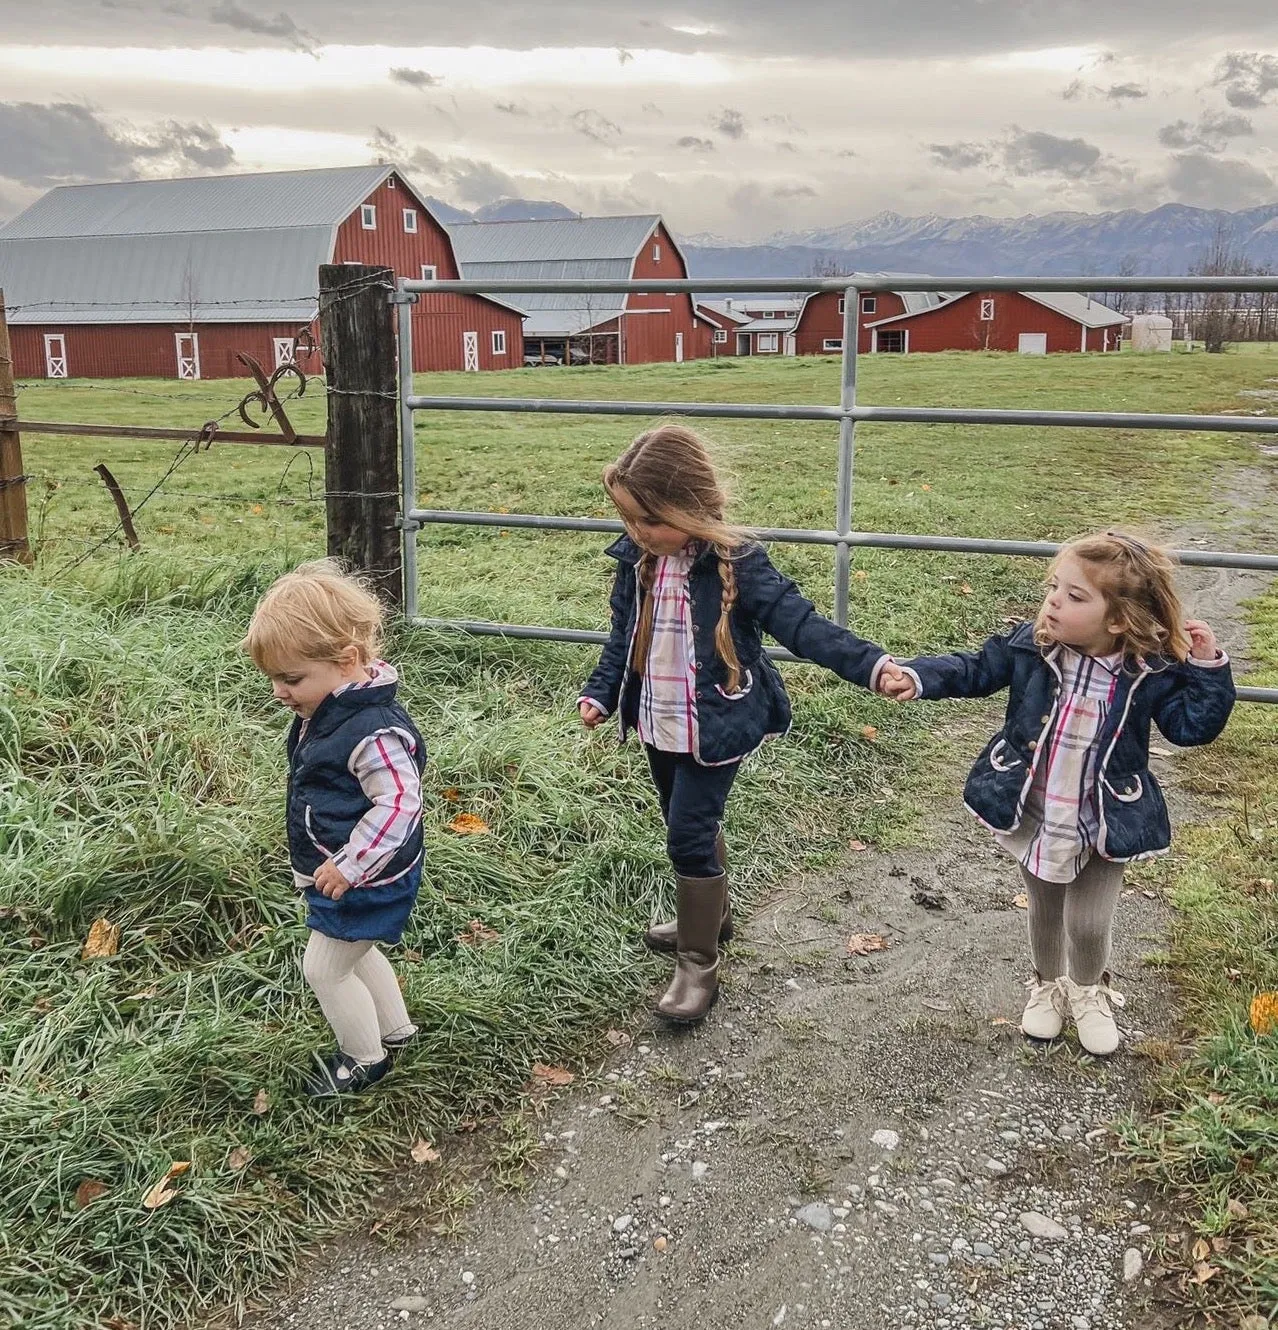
[{"left": 3, "top": 350, "right": 1277, "bottom": 1327}]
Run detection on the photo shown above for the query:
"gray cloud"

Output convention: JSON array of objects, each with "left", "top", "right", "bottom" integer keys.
[
  {"left": 775, "top": 141, "right": 799, "bottom": 154},
  {"left": 1158, "top": 109, "right": 1254, "bottom": 152},
  {"left": 0, "top": 101, "right": 234, "bottom": 186},
  {"left": 773, "top": 183, "right": 817, "bottom": 198},
  {"left": 11, "top": 0, "right": 1267, "bottom": 62},
  {"left": 368, "top": 127, "right": 517, "bottom": 205},
  {"left": 1004, "top": 129, "right": 1102, "bottom": 178},
  {"left": 929, "top": 141, "right": 995, "bottom": 171},
  {"left": 494, "top": 100, "right": 530, "bottom": 115},
  {"left": 208, "top": 1, "right": 316, "bottom": 52},
  {"left": 569, "top": 108, "right": 621, "bottom": 142},
  {"left": 1165, "top": 151, "right": 1276, "bottom": 206},
  {"left": 1105, "top": 82, "right": 1148, "bottom": 101},
  {"left": 1213, "top": 51, "right": 1278, "bottom": 109},
  {"left": 389, "top": 66, "right": 442, "bottom": 90},
  {"left": 714, "top": 109, "right": 747, "bottom": 140},
  {"left": 675, "top": 136, "right": 715, "bottom": 152},
  {"left": 1061, "top": 79, "right": 1148, "bottom": 103}
]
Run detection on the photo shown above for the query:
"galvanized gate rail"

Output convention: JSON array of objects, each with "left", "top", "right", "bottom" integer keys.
[{"left": 395, "top": 274, "right": 1278, "bottom": 704}]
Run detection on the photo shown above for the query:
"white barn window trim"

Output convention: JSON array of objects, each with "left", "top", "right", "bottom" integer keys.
[
  {"left": 822, "top": 338, "right": 843, "bottom": 352},
  {"left": 713, "top": 329, "right": 728, "bottom": 343},
  {"left": 403, "top": 208, "right": 418, "bottom": 233},
  {"left": 980, "top": 298, "right": 995, "bottom": 320},
  {"left": 421, "top": 264, "right": 437, "bottom": 281},
  {"left": 757, "top": 332, "right": 779, "bottom": 353},
  {"left": 492, "top": 330, "right": 507, "bottom": 355},
  {"left": 861, "top": 296, "right": 876, "bottom": 314},
  {"left": 361, "top": 204, "right": 377, "bottom": 230}
]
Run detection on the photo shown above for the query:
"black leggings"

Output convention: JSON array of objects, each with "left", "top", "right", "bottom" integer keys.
[{"left": 645, "top": 746, "right": 740, "bottom": 878}]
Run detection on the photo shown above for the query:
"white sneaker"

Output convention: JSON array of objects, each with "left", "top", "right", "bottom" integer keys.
[
  {"left": 1061, "top": 975, "right": 1126, "bottom": 1055},
  {"left": 1021, "top": 975, "right": 1067, "bottom": 1040}
]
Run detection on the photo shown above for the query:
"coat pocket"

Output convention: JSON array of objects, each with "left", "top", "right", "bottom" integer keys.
[
  {"left": 1102, "top": 772, "right": 1144, "bottom": 804},
  {"left": 988, "top": 737, "right": 1024, "bottom": 772},
  {"left": 304, "top": 805, "right": 336, "bottom": 857},
  {"left": 713, "top": 668, "right": 755, "bottom": 701}
]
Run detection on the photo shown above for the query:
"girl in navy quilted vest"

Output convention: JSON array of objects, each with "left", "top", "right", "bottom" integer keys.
[
  {"left": 244, "top": 560, "right": 426, "bottom": 1097},
  {"left": 882, "top": 532, "right": 1235, "bottom": 1056},
  {"left": 579, "top": 424, "right": 907, "bottom": 1026}
]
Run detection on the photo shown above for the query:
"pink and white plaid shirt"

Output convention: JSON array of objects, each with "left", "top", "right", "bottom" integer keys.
[
  {"left": 292, "top": 661, "right": 423, "bottom": 890},
  {"left": 996, "top": 647, "right": 1122, "bottom": 882},
  {"left": 636, "top": 547, "right": 700, "bottom": 755}
]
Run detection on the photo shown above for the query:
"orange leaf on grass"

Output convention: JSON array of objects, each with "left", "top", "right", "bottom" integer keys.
[
  {"left": 228, "top": 1147, "right": 252, "bottom": 1172},
  {"left": 848, "top": 839, "right": 869, "bottom": 852},
  {"left": 860, "top": 725, "right": 879, "bottom": 742},
  {"left": 141, "top": 1161, "right": 191, "bottom": 1211},
  {"left": 82, "top": 918, "right": 120, "bottom": 961},
  {"left": 447, "top": 812, "right": 490, "bottom": 835},
  {"left": 456, "top": 919, "right": 500, "bottom": 946},
  {"left": 75, "top": 1179, "right": 109, "bottom": 1209},
  {"left": 410, "top": 1139, "right": 441, "bottom": 1165},
  {"left": 529, "top": 1062, "right": 574, "bottom": 1088},
  {"left": 440, "top": 787, "right": 461, "bottom": 803},
  {"left": 1249, "top": 991, "right": 1278, "bottom": 1034},
  {"left": 252, "top": 1088, "right": 271, "bottom": 1115}
]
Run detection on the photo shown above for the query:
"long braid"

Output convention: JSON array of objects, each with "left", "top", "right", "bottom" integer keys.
[
  {"left": 630, "top": 552, "right": 657, "bottom": 676},
  {"left": 715, "top": 551, "right": 743, "bottom": 694}
]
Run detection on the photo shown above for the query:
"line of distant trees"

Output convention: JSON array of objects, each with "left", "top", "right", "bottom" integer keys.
[{"left": 1090, "top": 224, "right": 1277, "bottom": 353}]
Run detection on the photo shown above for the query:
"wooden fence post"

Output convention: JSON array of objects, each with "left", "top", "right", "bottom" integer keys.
[
  {"left": 0, "top": 289, "right": 32, "bottom": 566},
  {"left": 318, "top": 264, "right": 402, "bottom": 608}
]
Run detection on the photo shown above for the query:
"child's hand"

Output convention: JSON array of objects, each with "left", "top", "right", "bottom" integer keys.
[
  {"left": 579, "top": 699, "right": 606, "bottom": 729},
  {"left": 1185, "top": 619, "right": 1219, "bottom": 661},
  {"left": 314, "top": 858, "right": 353, "bottom": 900},
  {"left": 877, "top": 661, "right": 918, "bottom": 702}
]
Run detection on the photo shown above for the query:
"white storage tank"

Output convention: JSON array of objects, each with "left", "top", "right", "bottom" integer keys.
[{"left": 1130, "top": 314, "right": 1174, "bottom": 352}]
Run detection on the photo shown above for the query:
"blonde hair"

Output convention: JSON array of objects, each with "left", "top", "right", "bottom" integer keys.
[
  {"left": 243, "top": 558, "right": 385, "bottom": 672},
  {"left": 603, "top": 423, "right": 751, "bottom": 693},
  {"left": 1035, "top": 530, "right": 1191, "bottom": 664}
]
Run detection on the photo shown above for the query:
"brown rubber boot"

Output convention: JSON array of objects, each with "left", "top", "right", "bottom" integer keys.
[
  {"left": 655, "top": 871, "right": 727, "bottom": 1025},
  {"left": 644, "top": 829, "right": 731, "bottom": 952}
]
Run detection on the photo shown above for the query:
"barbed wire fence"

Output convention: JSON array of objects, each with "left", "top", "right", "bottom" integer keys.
[{"left": 0, "top": 269, "right": 404, "bottom": 576}]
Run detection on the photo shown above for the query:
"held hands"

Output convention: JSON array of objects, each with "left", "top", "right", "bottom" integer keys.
[
  {"left": 1185, "top": 619, "right": 1219, "bottom": 662},
  {"left": 876, "top": 659, "right": 918, "bottom": 702},
  {"left": 579, "top": 699, "right": 606, "bottom": 729},
  {"left": 313, "top": 858, "right": 353, "bottom": 900}
]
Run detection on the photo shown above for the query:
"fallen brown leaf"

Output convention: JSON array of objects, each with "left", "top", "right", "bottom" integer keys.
[
  {"left": 1192, "top": 1238, "right": 1211, "bottom": 1263},
  {"left": 921, "top": 483, "right": 933, "bottom": 491},
  {"left": 860, "top": 725, "right": 879, "bottom": 742},
  {"left": 441, "top": 787, "right": 461, "bottom": 802},
  {"left": 75, "top": 1179, "right": 109, "bottom": 1209},
  {"left": 991, "top": 1017, "right": 1016, "bottom": 1027},
  {"left": 959, "top": 583, "right": 974, "bottom": 596},
  {"left": 1012, "top": 893, "right": 1029, "bottom": 910},
  {"left": 447, "top": 812, "right": 490, "bottom": 836},
  {"left": 1189, "top": 1261, "right": 1220, "bottom": 1284},
  {"left": 456, "top": 919, "right": 500, "bottom": 946},
  {"left": 1226, "top": 1197, "right": 1249, "bottom": 1221},
  {"left": 227, "top": 1147, "right": 252, "bottom": 1172},
  {"left": 604, "top": 1029, "right": 632, "bottom": 1048},
  {"left": 141, "top": 1161, "right": 190, "bottom": 1211},
  {"left": 529, "top": 1062, "right": 574, "bottom": 1088},
  {"left": 846, "top": 932, "right": 891, "bottom": 957},
  {"left": 410, "top": 1139, "right": 441, "bottom": 1165},
  {"left": 252, "top": 1088, "right": 270, "bottom": 1115},
  {"left": 82, "top": 917, "right": 121, "bottom": 961},
  {"left": 848, "top": 839, "right": 869, "bottom": 852}
]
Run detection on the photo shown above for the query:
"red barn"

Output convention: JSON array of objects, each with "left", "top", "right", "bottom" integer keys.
[
  {"left": 0, "top": 164, "right": 524, "bottom": 380},
  {"left": 794, "top": 286, "right": 950, "bottom": 355},
  {"left": 694, "top": 301, "right": 751, "bottom": 355},
  {"left": 448, "top": 215, "right": 714, "bottom": 365},
  {"left": 863, "top": 289, "right": 1128, "bottom": 354}
]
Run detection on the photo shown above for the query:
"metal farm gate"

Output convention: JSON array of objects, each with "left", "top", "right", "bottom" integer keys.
[{"left": 393, "top": 274, "right": 1278, "bottom": 705}]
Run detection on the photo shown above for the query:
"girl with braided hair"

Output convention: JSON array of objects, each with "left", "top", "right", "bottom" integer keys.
[{"left": 579, "top": 424, "right": 906, "bottom": 1025}]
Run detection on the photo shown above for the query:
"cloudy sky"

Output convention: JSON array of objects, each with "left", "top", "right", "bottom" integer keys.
[{"left": 0, "top": 1, "right": 1275, "bottom": 239}]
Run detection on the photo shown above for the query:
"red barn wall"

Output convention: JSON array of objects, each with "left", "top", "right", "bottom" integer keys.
[
  {"left": 873, "top": 291, "right": 1102, "bottom": 354},
  {"left": 623, "top": 223, "right": 704, "bottom": 364},
  {"left": 794, "top": 290, "right": 909, "bottom": 355},
  {"left": 335, "top": 174, "right": 523, "bottom": 372}
]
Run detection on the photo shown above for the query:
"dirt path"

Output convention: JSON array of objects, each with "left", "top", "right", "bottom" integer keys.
[{"left": 253, "top": 462, "right": 1276, "bottom": 1330}]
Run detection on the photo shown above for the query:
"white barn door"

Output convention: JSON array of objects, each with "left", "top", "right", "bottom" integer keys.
[
  {"left": 1018, "top": 333, "right": 1048, "bottom": 356},
  {"left": 674, "top": 331, "right": 684, "bottom": 363},
  {"left": 273, "top": 336, "right": 296, "bottom": 369},
  {"left": 43, "top": 334, "right": 67, "bottom": 378},
  {"left": 463, "top": 331, "right": 479, "bottom": 372},
  {"left": 175, "top": 332, "right": 201, "bottom": 379}
]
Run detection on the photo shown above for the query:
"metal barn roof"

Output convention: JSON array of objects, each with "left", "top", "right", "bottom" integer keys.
[
  {"left": 447, "top": 215, "right": 661, "bottom": 264},
  {"left": 0, "top": 165, "right": 401, "bottom": 324}
]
